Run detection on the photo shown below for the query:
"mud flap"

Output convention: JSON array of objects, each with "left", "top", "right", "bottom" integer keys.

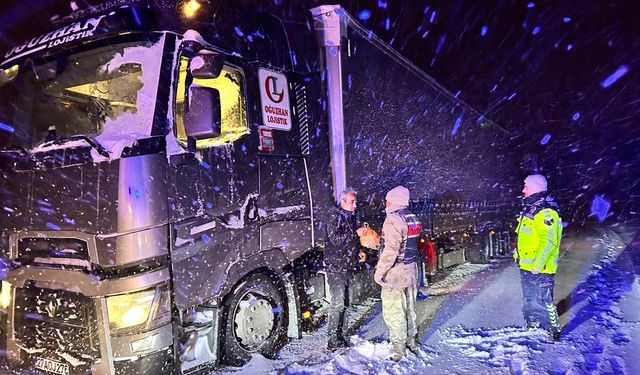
[
  {"left": 179, "top": 306, "right": 221, "bottom": 374},
  {"left": 284, "top": 272, "right": 302, "bottom": 339}
]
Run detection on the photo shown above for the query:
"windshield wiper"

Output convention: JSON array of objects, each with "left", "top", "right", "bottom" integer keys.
[
  {"left": 39, "top": 135, "right": 110, "bottom": 158},
  {"left": 59, "top": 135, "right": 110, "bottom": 158},
  {"left": 0, "top": 145, "right": 28, "bottom": 155}
]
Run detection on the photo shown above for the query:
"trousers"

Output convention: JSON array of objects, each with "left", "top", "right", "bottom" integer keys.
[
  {"left": 327, "top": 272, "right": 351, "bottom": 343},
  {"left": 381, "top": 285, "right": 417, "bottom": 346},
  {"left": 520, "top": 269, "right": 560, "bottom": 333}
]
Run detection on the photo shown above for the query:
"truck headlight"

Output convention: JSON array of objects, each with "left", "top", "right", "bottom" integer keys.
[
  {"left": 106, "top": 285, "right": 171, "bottom": 334},
  {"left": 0, "top": 281, "right": 11, "bottom": 310}
]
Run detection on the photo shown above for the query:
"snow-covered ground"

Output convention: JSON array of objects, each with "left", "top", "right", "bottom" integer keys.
[{"left": 212, "top": 225, "right": 640, "bottom": 374}]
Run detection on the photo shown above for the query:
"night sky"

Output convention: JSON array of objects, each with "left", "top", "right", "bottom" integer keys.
[
  {"left": 336, "top": 0, "right": 639, "bottom": 224},
  {"left": 1, "top": 0, "right": 638, "bottom": 224}
]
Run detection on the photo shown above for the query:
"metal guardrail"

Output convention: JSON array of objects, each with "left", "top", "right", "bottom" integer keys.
[{"left": 438, "top": 248, "right": 466, "bottom": 270}]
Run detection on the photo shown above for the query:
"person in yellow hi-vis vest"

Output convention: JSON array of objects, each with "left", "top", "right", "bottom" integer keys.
[{"left": 514, "top": 174, "right": 563, "bottom": 341}]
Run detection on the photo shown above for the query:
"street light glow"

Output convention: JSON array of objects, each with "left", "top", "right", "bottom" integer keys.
[{"left": 182, "top": 0, "right": 202, "bottom": 18}]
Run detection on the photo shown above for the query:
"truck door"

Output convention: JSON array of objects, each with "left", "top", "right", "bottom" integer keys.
[
  {"left": 168, "top": 51, "right": 259, "bottom": 309},
  {"left": 255, "top": 67, "right": 314, "bottom": 262}
]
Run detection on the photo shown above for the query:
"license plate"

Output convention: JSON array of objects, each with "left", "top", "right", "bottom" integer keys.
[{"left": 34, "top": 357, "right": 70, "bottom": 375}]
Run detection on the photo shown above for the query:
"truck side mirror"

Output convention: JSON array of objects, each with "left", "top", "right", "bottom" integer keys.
[
  {"left": 189, "top": 51, "right": 225, "bottom": 79},
  {"left": 184, "top": 85, "right": 222, "bottom": 143}
]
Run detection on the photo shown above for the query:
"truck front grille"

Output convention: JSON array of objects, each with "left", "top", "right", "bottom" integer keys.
[
  {"left": 18, "top": 237, "right": 91, "bottom": 269},
  {"left": 14, "top": 286, "right": 100, "bottom": 364}
]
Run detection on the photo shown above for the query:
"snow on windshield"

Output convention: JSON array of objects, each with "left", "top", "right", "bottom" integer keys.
[
  {"left": 91, "top": 35, "right": 165, "bottom": 161},
  {"left": 17, "top": 37, "right": 165, "bottom": 160}
]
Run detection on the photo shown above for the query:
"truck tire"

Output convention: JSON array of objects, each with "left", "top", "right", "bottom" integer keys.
[{"left": 220, "top": 272, "right": 287, "bottom": 366}]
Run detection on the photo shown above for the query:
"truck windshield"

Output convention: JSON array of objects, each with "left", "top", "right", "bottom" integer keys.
[{"left": 0, "top": 37, "right": 164, "bottom": 152}]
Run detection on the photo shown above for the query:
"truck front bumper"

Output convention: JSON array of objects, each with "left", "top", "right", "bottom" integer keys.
[{"left": 2, "top": 266, "right": 174, "bottom": 374}]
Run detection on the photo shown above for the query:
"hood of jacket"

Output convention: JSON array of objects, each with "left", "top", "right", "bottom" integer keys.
[
  {"left": 385, "top": 203, "right": 408, "bottom": 215},
  {"left": 522, "top": 191, "right": 560, "bottom": 217}
]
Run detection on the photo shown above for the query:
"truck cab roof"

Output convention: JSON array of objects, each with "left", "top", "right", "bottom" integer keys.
[{"left": 1, "top": 1, "right": 302, "bottom": 72}]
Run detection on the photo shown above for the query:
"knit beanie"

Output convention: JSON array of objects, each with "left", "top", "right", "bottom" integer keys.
[
  {"left": 385, "top": 185, "right": 410, "bottom": 206},
  {"left": 524, "top": 174, "right": 548, "bottom": 195}
]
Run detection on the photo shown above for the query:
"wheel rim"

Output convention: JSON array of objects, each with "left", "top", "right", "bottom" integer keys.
[{"left": 233, "top": 290, "right": 276, "bottom": 351}]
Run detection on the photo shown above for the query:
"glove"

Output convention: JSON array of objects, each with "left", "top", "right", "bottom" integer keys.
[{"left": 374, "top": 272, "right": 386, "bottom": 286}]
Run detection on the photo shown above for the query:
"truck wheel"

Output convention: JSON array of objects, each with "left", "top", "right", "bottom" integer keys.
[{"left": 221, "top": 273, "right": 287, "bottom": 366}]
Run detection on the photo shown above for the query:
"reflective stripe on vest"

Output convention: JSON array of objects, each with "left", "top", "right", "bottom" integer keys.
[
  {"left": 400, "top": 210, "right": 422, "bottom": 264},
  {"left": 379, "top": 209, "right": 423, "bottom": 264}
]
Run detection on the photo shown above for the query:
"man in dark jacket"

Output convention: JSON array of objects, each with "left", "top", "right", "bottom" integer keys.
[{"left": 325, "top": 187, "right": 365, "bottom": 349}]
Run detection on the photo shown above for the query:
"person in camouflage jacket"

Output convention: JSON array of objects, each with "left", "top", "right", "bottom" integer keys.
[{"left": 374, "top": 185, "right": 421, "bottom": 360}]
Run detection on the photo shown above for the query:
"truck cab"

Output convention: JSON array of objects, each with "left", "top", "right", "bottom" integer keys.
[{"left": 0, "top": 3, "right": 331, "bottom": 374}]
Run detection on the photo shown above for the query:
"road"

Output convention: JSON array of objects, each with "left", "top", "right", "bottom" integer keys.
[{"left": 213, "top": 223, "right": 640, "bottom": 374}]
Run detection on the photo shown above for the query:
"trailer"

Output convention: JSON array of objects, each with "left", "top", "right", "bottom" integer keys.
[
  {"left": 311, "top": 5, "right": 518, "bottom": 280},
  {"left": 0, "top": 2, "right": 516, "bottom": 374}
]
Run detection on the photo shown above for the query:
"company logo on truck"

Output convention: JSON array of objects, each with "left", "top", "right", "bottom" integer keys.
[
  {"left": 265, "top": 75, "right": 285, "bottom": 103},
  {"left": 3, "top": 15, "right": 106, "bottom": 64},
  {"left": 259, "top": 68, "right": 292, "bottom": 131}
]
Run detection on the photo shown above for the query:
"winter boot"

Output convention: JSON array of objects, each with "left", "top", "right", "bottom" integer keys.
[
  {"left": 406, "top": 338, "right": 419, "bottom": 355},
  {"left": 390, "top": 343, "right": 405, "bottom": 361},
  {"left": 548, "top": 330, "right": 561, "bottom": 342},
  {"left": 339, "top": 335, "right": 352, "bottom": 347},
  {"left": 327, "top": 336, "right": 347, "bottom": 350},
  {"left": 525, "top": 322, "right": 540, "bottom": 331}
]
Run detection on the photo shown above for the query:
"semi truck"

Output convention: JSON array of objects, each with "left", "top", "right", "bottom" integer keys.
[{"left": 0, "top": 1, "right": 517, "bottom": 374}]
